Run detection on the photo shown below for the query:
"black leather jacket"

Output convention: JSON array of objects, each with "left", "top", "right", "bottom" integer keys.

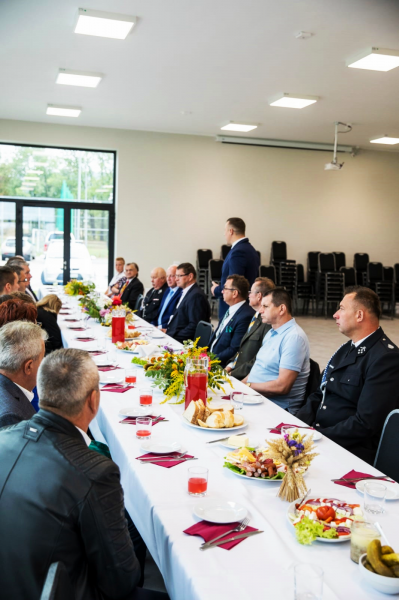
[{"left": 0, "top": 410, "right": 140, "bottom": 600}]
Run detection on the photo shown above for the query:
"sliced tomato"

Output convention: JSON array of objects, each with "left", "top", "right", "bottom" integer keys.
[{"left": 316, "top": 505, "right": 336, "bottom": 521}]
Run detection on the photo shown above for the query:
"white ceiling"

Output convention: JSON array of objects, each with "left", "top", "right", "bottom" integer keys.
[{"left": 1, "top": 0, "right": 399, "bottom": 150}]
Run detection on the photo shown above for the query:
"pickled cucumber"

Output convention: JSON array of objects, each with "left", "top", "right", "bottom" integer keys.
[
  {"left": 381, "top": 553, "right": 399, "bottom": 567},
  {"left": 367, "top": 540, "right": 396, "bottom": 578},
  {"left": 381, "top": 545, "right": 395, "bottom": 555}
]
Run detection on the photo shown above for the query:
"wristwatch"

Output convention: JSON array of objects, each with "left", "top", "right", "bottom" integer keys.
[{"left": 246, "top": 382, "right": 252, "bottom": 388}]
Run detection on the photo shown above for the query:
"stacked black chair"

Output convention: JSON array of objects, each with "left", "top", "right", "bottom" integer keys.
[
  {"left": 220, "top": 244, "right": 231, "bottom": 260},
  {"left": 194, "top": 320, "right": 213, "bottom": 348},
  {"left": 278, "top": 260, "right": 296, "bottom": 299},
  {"left": 208, "top": 258, "right": 224, "bottom": 314},
  {"left": 383, "top": 266, "right": 394, "bottom": 282},
  {"left": 395, "top": 264, "right": 399, "bottom": 306},
  {"left": 197, "top": 249, "right": 213, "bottom": 294},
  {"left": 333, "top": 252, "right": 346, "bottom": 271},
  {"left": 318, "top": 253, "right": 344, "bottom": 316},
  {"left": 259, "top": 265, "right": 276, "bottom": 282},
  {"left": 294, "top": 264, "right": 314, "bottom": 315},
  {"left": 270, "top": 241, "right": 287, "bottom": 272},
  {"left": 339, "top": 266, "right": 356, "bottom": 287},
  {"left": 134, "top": 294, "right": 144, "bottom": 312},
  {"left": 354, "top": 253, "right": 369, "bottom": 285},
  {"left": 366, "top": 262, "right": 394, "bottom": 317},
  {"left": 307, "top": 252, "right": 320, "bottom": 302},
  {"left": 374, "top": 410, "right": 399, "bottom": 482}
]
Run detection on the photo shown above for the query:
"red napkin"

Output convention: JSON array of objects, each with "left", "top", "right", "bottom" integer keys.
[
  {"left": 68, "top": 326, "right": 86, "bottom": 331},
  {"left": 269, "top": 422, "right": 315, "bottom": 435},
  {"left": 63, "top": 318, "right": 79, "bottom": 322},
  {"left": 97, "top": 366, "right": 121, "bottom": 372},
  {"left": 102, "top": 384, "right": 132, "bottom": 394},
  {"left": 184, "top": 521, "right": 258, "bottom": 550},
  {"left": 120, "top": 415, "right": 166, "bottom": 423},
  {"left": 87, "top": 350, "right": 106, "bottom": 356},
  {"left": 75, "top": 337, "right": 95, "bottom": 342},
  {"left": 334, "top": 469, "right": 390, "bottom": 489},
  {"left": 136, "top": 452, "right": 194, "bottom": 468},
  {"left": 59, "top": 312, "right": 71, "bottom": 315}
]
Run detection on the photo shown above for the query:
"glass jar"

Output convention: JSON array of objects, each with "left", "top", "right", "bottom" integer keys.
[
  {"left": 350, "top": 521, "right": 381, "bottom": 563},
  {"left": 184, "top": 357, "right": 209, "bottom": 409},
  {"left": 111, "top": 307, "right": 126, "bottom": 343}
]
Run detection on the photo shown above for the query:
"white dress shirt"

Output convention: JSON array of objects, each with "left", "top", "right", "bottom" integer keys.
[
  {"left": 353, "top": 329, "right": 378, "bottom": 347},
  {"left": 176, "top": 283, "right": 195, "bottom": 309},
  {"left": 231, "top": 237, "right": 248, "bottom": 249},
  {"left": 75, "top": 426, "right": 91, "bottom": 446},
  {"left": 14, "top": 383, "right": 34, "bottom": 402}
]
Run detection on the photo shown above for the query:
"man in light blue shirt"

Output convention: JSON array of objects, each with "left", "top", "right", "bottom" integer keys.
[
  {"left": 156, "top": 265, "right": 182, "bottom": 329},
  {"left": 243, "top": 288, "right": 310, "bottom": 414}
]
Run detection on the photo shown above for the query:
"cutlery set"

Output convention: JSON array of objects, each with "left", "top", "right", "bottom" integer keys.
[{"left": 331, "top": 475, "right": 395, "bottom": 484}]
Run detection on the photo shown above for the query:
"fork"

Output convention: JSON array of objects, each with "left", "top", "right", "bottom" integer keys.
[{"left": 200, "top": 517, "right": 250, "bottom": 550}]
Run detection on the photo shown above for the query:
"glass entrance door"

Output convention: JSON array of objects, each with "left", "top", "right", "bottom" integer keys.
[{"left": 71, "top": 208, "right": 110, "bottom": 292}]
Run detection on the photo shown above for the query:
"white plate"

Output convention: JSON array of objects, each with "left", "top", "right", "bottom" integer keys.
[
  {"left": 118, "top": 348, "right": 142, "bottom": 354},
  {"left": 286, "top": 499, "right": 351, "bottom": 542},
  {"left": 228, "top": 469, "right": 285, "bottom": 483},
  {"left": 100, "top": 376, "right": 124, "bottom": 384},
  {"left": 356, "top": 479, "right": 399, "bottom": 500},
  {"left": 182, "top": 415, "right": 246, "bottom": 432},
  {"left": 279, "top": 426, "right": 322, "bottom": 442},
  {"left": 118, "top": 407, "right": 153, "bottom": 418},
  {"left": 140, "top": 439, "right": 181, "bottom": 454},
  {"left": 220, "top": 439, "right": 258, "bottom": 450},
  {"left": 242, "top": 395, "right": 264, "bottom": 405},
  {"left": 193, "top": 500, "right": 248, "bottom": 524}
]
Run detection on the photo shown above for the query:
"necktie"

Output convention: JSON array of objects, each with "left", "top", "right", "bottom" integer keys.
[
  {"left": 321, "top": 341, "right": 351, "bottom": 384},
  {"left": 158, "top": 288, "right": 173, "bottom": 325},
  {"left": 119, "top": 280, "right": 129, "bottom": 296},
  {"left": 211, "top": 309, "right": 230, "bottom": 351}
]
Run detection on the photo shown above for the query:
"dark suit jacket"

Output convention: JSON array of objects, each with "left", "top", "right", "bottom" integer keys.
[
  {"left": 120, "top": 277, "right": 144, "bottom": 311},
  {"left": 210, "top": 302, "right": 255, "bottom": 367},
  {"left": 26, "top": 286, "right": 38, "bottom": 302},
  {"left": 37, "top": 307, "right": 63, "bottom": 354},
  {"left": 296, "top": 328, "right": 399, "bottom": 465},
  {"left": 230, "top": 313, "right": 271, "bottom": 380},
  {"left": 0, "top": 373, "right": 36, "bottom": 428},
  {"left": 213, "top": 238, "right": 260, "bottom": 317},
  {"left": 141, "top": 282, "right": 168, "bottom": 323},
  {"left": 154, "top": 286, "right": 183, "bottom": 328},
  {"left": 166, "top": 283, "right": 211, "bottom": 343}
]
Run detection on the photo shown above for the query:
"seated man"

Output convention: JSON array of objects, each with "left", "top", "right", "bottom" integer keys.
[
  {"left": 166, "top": 262, "right": 211, "bottom": 343},
  {"left": 105, "top": 256, "right": 125, "bottom": 297},
  {"left": 209, "top": 275, "right": 254, "bottom": 367},
  {"left": 7, "top": 258, "right": 37, "bottom": 300},
  {"left": 141, "top": 267, "right": 168, "bottom": 322},
  {"left": 0, "top": 348, "right": 141, "bottom": 599},
  {"left": 297, "top": 286, "right": 399, "bottom": 465},
  {"left": 0, "top": 266, "right": 19, "bottom": 295},
  {"left": 243, "top": 288, "right": 310, "bottom": 414},
  {"left": 0, "top": 321, "right": 46, "bottom": 428},
  {"left": 156, "top": 265, "right": 182, "bottom": 330},
  {"left": 226, "top": 277, "right": 275, "bottom": 379},
  {"left": 119, "top": 262, "right": 144, "bottom": 310}
]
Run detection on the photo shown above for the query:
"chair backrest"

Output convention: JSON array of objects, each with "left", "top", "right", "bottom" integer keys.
[
  {"left": 339, "top": 266, "right": 356, "bottom": 287},
  {"left": 367, "top": 262, "right": 383, "bottom": 283},
  {"left": 194, "top": 320, "right": 213, "bottom": 348},
  {"left": 256, "top": 250, "right": 261, "bottom": 264},
  {"left": 197, "top": 249, "right": 213, "bottom": 269},
  {"left": 307, "top": 252, "right": 320, "bottom": 271},
  {"left": 40, "top": 562, "right": 75, "bottom": 600},
  {"left": 333, "top": 252, "right": 346, "bottom": 271},
  {"left": 318, "top": 253, "right": 335, "bottom": 273},
  {"left": 134, "top": 293, "right": 144, "bottom": 311},
  {"left": 394, "top": 264, "right": 399, "bottom": 283},
  {"left": 209, "top": 258, "right": 224, "bottom": 280},
  {"left": 259, "top": 265, "right": 276, "bottom": 282},
  {"left": 220, "top": 245, "right": 231, "bottom": 260},
  {"left": 270, "top": 241, "right": 287, "bottom": 263},
  {"left": 354, "top": 253, "right": 369, "bottom": 270},
  {"left": 296, "top": 264, "right": 305, "bottom": 283},
  {"left": 374, "top": 410, "right": 399, "bottom": 482},
  {"left": 383, "top": 266, "right": 394, "bottom": 282},
  {"left": 305, "top": 358, "right": 321, "bottom": 400}
]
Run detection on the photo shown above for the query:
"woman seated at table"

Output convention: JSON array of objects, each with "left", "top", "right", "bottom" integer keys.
[
  {"left": 0, "top": 297, "right": 37, "bottom": 326},
  {"left": 36, "top": 294, "right": 64, "bottom": 354}
]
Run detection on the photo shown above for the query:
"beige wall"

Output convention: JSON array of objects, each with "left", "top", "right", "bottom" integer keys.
[{"left": 1, "top": 118, "right": 399, "bottom": 287}]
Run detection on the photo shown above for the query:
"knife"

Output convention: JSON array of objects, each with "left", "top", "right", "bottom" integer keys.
[
  {"left": 138, "top": 457, "right": 197, "bottom": 463},
  {"left": 207, "top": 432, "right": 246, "bottom": 444},
  {"left": 200, "top": 529, "right": 263, "bottom": 550},
  {"left": 331, "top": 476, "right": 395, "bottom": 484}
]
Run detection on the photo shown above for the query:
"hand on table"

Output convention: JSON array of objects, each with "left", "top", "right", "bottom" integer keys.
[{"left": 225, "top": 366, "right": 232, "bottom": 373}]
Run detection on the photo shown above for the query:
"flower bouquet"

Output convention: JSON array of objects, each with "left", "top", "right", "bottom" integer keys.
[
  {"left": 264, "top": 429, "right": 318, "bottom": 502},
  {"left": 79, "top": 294, "right": 136, "bottom": 325},
  {"left": 65, "top": 280, "right": 95, "bottom": 296},
  {"left": 131, "top": 339, "right": 231, "bottom": 404}
]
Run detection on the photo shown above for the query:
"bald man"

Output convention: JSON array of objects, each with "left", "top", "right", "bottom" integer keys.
[{"left": 141, "top": 267, "right": 168, "bottom": 323}]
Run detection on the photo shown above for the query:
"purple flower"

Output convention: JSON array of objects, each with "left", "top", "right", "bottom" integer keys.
[
  {"left": 99, "top": 309, "right": 107, "bottom": 317},
  {"left": 288, "top": 440, "right": 297, "bottom": 447},
  {"left": 163, "top": 345, "right": 173, "bottom": 352}
]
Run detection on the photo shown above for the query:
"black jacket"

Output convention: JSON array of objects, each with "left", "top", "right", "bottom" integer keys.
[
  {"left": 0, "top": 372, "right": 35, "bottom": 428},
  {"left": 120, "top": 277, "right": 144, "bottom": 311},
  {"left": 210, "top": 302, "right": 255, "bottom": 367},
  {"left": 230, "top": 313, "right": 271, "bottom": 380},
  {"left": 37, "top": 307, "right": 64, "bottom": 354},
  {"left": 0, "top": 410, "right": 140, "bottom": 600},
  {"left": 141, "top": 282, "right": 168, "bottom": 323},
  {"left": 166, "top": 283, "right": 211, "bottom": 343},
  {"left": 296, "top": 328, "right": 399, "bottom": 465}
]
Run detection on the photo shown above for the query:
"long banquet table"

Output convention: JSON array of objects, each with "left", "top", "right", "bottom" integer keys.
[{"left": 54, "top": 289, "right": 399, "bottom": 600}]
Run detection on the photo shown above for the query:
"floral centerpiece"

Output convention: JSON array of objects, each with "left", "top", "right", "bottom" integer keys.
[
  {"left": 132, "top": 339, "right": 231, "bottom": 404},
  {"left": 79, "top": 293, "right": 136, "bottom": 325},
  {"left": 264, "top": 429, "right": 318, "bottom": 502},
  {"left": 65, "top": 280, "right": 95, "bottom": 296}
]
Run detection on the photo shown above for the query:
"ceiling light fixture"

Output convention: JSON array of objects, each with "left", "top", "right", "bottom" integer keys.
[
  {"left": 220, "top": 122, "right": 258, "bottom": 133},
  {"left": 74, "top": 8, "right": 136, "bottom": 39},
  {"left": 347, "top": 48, "right": 399, "bottom": 71},
  {"left": 269, "top": 94, "right": 319, "bottom": 109},
  {"left": 46, "top": 105, "right": 81, "bottom": 118},
  {"left": 370, "top": 136, "right": 399, "bottom": 145},
  {"left": 56, "top": 69, "right": 102, "bottom": 88}
]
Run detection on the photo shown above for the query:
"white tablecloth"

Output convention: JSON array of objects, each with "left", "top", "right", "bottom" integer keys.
[{"left": 56, "top": 290, "right": 399, "bottom": 600}]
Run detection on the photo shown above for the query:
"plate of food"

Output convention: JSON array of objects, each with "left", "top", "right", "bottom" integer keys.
[
  {"left": 287, "top": 496, "right": 364, "bottom": 544},
  {"left": 224, "top": 447, "right": 286, "bottom": 482},
  {"left": 115, "top": 340, "right": 149, "bottom": 353},
  {"left": 219, "top": 434, "right": 258, "bottom": 450},
  {"left": 355, "top": 479, "right": 399, "bottom": 500},
  {"left": 107, "top": 329, "right": 141, "bottom": 339},
  {"left": 193, "top": 500, "right": 248, "bottom": 524},
  {"left": 182, "top": 400, "right": 245, "bottom": 431}
]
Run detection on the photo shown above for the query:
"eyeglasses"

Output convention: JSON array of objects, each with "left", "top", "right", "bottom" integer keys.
[
  {"left": 18, "top": 278, "right": 29, "bottom": 283},
  {"left": 223, "top": 286, "right": 237, "bottom": 291},
  {"left": 175, "top": 273, "right": 188, "bottom": 278}
]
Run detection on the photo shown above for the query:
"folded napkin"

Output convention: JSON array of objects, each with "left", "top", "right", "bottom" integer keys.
[
  {"left": 184, "top": 521, "right": 258, "bottom": 550},
  {"left": 68, "top": 326, "right": 86, "bottom": 331},
  {"left": 63, "top": 318, "right": 79, "bottom": 322},
  {"left": 75, "top": 337, "right": 95, "bottom": 342},
  {"left": 120, "top": 415, "right": 166, "bottom": 423},
  {"left": 102, "top": 384, "right": 132, "bottom": 394},
  {"left": 269, "top": 422, "right": 315, "bottom": 435},
  {"left": 136, "top": 452, "right": 194, "bottom": 468},
  {"left": 97, "top": 365, "right": 121, "bottom": 372},
  {"left": 87, "top": 350, "right": 106, "bottom": 356},
  {"left": 334, "top": 469, "right": 390, "bottom": 489}
]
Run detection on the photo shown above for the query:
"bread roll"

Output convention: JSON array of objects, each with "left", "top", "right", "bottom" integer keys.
[
  {"left": 183, "top": 401, "right": 199, "bottom": 424},
  {"left": 223, "top": 410, "right": 235, "bottom": 428},
  {"left": 206, "top": 412, "right": 225, "bottom": 428}
]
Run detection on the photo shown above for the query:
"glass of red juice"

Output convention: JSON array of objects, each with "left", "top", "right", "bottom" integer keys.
[
  {"left": 136, "top": 417, "right": 152, "bottom": 439},
  {"left": 125, "top": 368, "right": 137, "bottom": 384},
  {"left": 140, "top": 388, "right": 153, "bottom": 408},
  {"left": 188, "top": 466, "right": 208, "bottom": 496}
]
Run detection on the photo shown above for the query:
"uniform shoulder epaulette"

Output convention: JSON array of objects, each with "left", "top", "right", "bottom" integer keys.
[{"left": 380, "top": 336, "right": 399, "bottom": 352}]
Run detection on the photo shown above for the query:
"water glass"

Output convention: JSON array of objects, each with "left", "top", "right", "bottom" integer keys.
[
  {"left": 364, "top": 482, "right": 386, "bottom": 515},
  {"left": 294, "top": 563, "right": 323, "bottom": 600},
  {"left": 140, "top": 388, "right": 153, "bottom": 407},
  {"left": 107, "top": 348, "right": 118, "bottom": 366},
  {"left": 188, "top": 467, "right": 208, "bottom": 496},
  {"left": 136, "top": 417, "right": 152, "bottom": 440},
  {"left": 350, "top": 521, "right": 381, "bottom": 563},
  {"left": 230, "top": 391, "right": 243, "bottom": 411},
  {"left": 97, "top": 337, "right": 106, "bottom": 352},
  {"left": 125, "top": 368, "right": 137, "bottom": 384}
]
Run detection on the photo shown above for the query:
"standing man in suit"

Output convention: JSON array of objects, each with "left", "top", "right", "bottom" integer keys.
[
  {"left": 166, "top": 263, "right": 210, "bottom": 343},
  {"left": 141, "top": 267, "right": 168, "bottom": 323},
  {"left": 156, "top": 265, "right": 182, "bottom": 329},
  {"left": 226, "top": 277, "right": 275, "bottom": 379},
  {"left": 119, "top": 262, "right": 144, "bottom": 311},
  {"left": 0, "top": 321, "right": 47, "bottom": 427},
  {"left": 211, "top": 218, "right": 260, "bottom": 318},
  {"left": 209, "top": 275, "right": 254, "bottom": 367}
]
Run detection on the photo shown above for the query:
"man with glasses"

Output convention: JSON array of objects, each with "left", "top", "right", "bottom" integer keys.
[
  {"left": 209, "top": 275, "right": 254, "bottom": 367},
  {"left": 166, "top": 263, "right": 210, "bottom": 343}
]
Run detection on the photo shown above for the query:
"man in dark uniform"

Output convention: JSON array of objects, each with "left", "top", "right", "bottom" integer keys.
[
  {"left": 297, "top": 286, "right": 399, "bottom": 465},
  {"left": 141, "top": 267, "right": 168, "bottom": 323}
]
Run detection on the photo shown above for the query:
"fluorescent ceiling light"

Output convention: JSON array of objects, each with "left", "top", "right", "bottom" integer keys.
[
  {"left": 269, "top": 94, "right": 319, "bottom": 109},
  {"left": 370, "top": 136, "right": 399, "bottom": 145},
  {"left": 221, "top": 122, "right": 258, "bottom": 132},
  {"left": 46, "top": 104, "right": 81, "bottom": 118},
  {"left": 75, "top": 8, "right": 136, "bottom": 39},
  {"left": 347, "top": 48, "right": 399, "bottom": 71},
  {"left": 56, "top": 69, "right": 102, "bottom": 88}
]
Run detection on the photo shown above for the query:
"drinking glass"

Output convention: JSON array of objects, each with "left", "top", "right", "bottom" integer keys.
[
  {"left": 230, "top": 391, "right": 244, "bottom": 411},
  {"left": 136, "top": 417, "right": 152, "bottom": 440},
  {"left": 350, "top": 521, "right": 381, "bottom": 563},
  {"left": 188, "top": 467, "right": 208, "bottom": 496},
  {"left": 364, "top": 482, "right": 386, "bottom": 515},
  {"left": 97, "top": 337, "right": 106, "bottom": 352},
  {"left": 108, "top": 348, "right": 117, "bottom": 366},
  {"left": 139, "top": 388, "right": 153, "bottom": 407},
  {"left": 125, "top": 368, "right": 137, "bottom": 384},
  {"left": 294, "top": 563, "right": 323, "bottom": 600}
]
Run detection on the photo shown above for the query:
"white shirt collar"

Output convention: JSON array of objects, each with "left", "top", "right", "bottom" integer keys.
[
  {"left": 176, "top": 283, "right": 195, "bottom": 308},
  {"left": 231, "top": 237, "right": 247, "bottom": 248},
  {"left": 75, "top": 426, "right": 91, "bottom": 446},
  {"left": 14, "top": 383, "right": 34, "bottom": 402},
  {"left": 353, "top": 329, "right": 378, "bottom": 347},
  {"left": 225, "top": 300, "right": 246, "bottom": 318}
]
